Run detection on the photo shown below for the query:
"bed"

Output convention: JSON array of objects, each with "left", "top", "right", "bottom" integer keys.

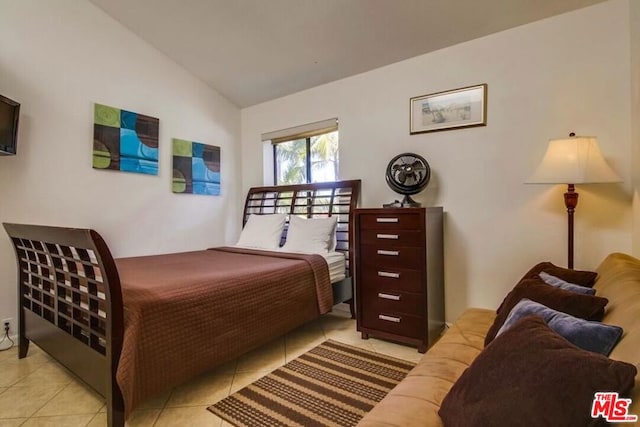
[{"left": 3, "top": 179, "right": 361, "bottom": 427}]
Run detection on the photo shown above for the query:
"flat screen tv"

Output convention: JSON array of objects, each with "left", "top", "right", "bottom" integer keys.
[{"left": 0, "top": 94, "right": 20, "bottom": 155}]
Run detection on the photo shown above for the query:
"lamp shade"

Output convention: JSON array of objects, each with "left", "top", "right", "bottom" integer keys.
[{"left": 527, "top": 136, "right": 620, "bottom": 184}]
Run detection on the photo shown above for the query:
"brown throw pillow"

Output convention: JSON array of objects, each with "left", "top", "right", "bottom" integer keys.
[
  {"left": 485, "top": 277, "right": 608, "bottom": 346},
  {"left": 495, "top": 262, "right": 598, "bottom": 314},
  {"left": 439, "top": 316, "right": 637, "bottom": 427},
  {"left": 521, "top": 261, "right": 598, "bottom": 287}
]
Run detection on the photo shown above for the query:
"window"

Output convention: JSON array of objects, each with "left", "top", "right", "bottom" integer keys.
[
  {"left": 263, "top": 118, "right": 339, "bottom": 185},
  {"left": 273, "top": 130, "right": 339, "bottom": 185}
]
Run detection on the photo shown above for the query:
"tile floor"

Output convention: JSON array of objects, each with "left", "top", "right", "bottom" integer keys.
[{"left": 0, "top": 306, "right": 424, "bottom": 426}]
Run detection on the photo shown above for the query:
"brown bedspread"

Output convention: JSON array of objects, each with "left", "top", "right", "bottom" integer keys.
[{"left": 114, "top": 247, "right": 332, "bottom": 416}]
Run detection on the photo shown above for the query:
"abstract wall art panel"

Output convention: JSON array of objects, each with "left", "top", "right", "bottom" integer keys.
[
  {"left": 172, "top": 139, "right": 221, "bottom": 195},
  {"left": 93, "top": 103, "right": 159, "bottom": 175}
]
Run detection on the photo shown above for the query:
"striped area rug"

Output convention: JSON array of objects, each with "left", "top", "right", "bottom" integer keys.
[{"left": 208, "top": 339, "right": 416, "bottom": 427}]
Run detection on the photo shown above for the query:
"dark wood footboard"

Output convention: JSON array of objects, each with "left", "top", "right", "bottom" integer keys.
[{"left": 3, "top": 224, "right": 125, "bottom": 427}]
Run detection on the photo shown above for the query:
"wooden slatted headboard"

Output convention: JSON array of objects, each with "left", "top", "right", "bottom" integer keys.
[{"left": 243, "top": 180, "right": 361, "bottom": 276}]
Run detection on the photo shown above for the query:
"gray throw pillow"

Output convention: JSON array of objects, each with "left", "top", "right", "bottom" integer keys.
[
  {"left": 539, "top": 271, "right": 596, "bottom": 295},
  {"left": 496, "top": 298, "right": 622, "bottom": 356}
]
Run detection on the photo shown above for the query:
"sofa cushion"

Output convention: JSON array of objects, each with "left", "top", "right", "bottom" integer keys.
[
  {"left": 485, "top": 277, "right": 608, "bottom": 346},
  {"left": 439, "top": 316, "right": 637, "bottom": 427},
  {"left": 495, "top": 298, "right": 623, "bottom": 355}
]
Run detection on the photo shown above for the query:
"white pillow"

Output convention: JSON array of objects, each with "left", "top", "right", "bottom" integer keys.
[
  {"left": 281, "top": 215, "right": 338, "bottom": 254},
  {"left": 236, "top": 213, "right": 286, "bottom": 250}
]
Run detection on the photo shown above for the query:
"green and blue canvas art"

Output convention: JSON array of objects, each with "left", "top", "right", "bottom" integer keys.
[
  {"left": 172, "top": 139, "right": 221, "bottom": 195},
  {"left": 93, "top": 103, "right": 159, "bottom": 175}
]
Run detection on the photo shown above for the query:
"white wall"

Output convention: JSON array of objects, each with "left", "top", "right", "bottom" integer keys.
[
  {"left": 0, "top": 1, "right": 242, "bottom": 325},
  {"left": 242, "top": 0, "right": 633, "bottom": 322}
]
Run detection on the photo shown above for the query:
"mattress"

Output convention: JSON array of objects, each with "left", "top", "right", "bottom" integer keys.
[
  {"left": 320, "top": 251, "right": 346, "bottom": 283},
  {"left": 232, "top": 246, "right": 346, "bottom": 283}
]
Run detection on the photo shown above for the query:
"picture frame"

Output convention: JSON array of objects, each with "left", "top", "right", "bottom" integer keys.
[{"left": 410, "top": 84, "right": 487, "bottom": 134}]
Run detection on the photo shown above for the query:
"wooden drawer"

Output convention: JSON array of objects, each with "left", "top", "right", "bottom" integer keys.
[
  {"left": 358, "top": 213, "right": 422, "bottom": 230},
  {"left": 361, "top": 289, "right": 423, "bottom": 317},
  {"left": 359, "top": 245, "right": 423, "bottom": 270},
  {"left": 361, "top": 310, "right": 424, "bottom": 338},
  {"left": 359, "top": 265, "right": 422, "bottom": 293},
  {"left": 359, "top": 229, "right": 422, "bottom": 248}
]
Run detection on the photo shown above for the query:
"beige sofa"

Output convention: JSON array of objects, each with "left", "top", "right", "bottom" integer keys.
[{"left": 358, "top": 253, "right": 640, "bottom": 426}]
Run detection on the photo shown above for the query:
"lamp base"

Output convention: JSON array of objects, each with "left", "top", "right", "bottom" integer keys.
[{"left": 564, "top": 184, "right": 579, "bottom": 269}]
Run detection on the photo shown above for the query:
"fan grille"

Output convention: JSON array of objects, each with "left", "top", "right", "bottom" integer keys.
[{"left": 385, "top": 153, "right": 430, "bottom": 196}]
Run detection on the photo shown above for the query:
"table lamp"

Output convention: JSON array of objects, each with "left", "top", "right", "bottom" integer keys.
[{"left": 526, "top": 133, "right": 620, "bottom": 269}]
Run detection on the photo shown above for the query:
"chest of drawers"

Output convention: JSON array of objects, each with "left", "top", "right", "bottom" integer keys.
[{"left": 354, "top": 207, "right": 444, "bottom": 353}]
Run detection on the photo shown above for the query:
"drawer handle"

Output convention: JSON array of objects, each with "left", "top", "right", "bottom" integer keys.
[
  {"left": 378, "top": 292, "right": 401, "bottom": 301},
  {"left": 378, "top": 314, "right": 401, "bottom": 323},
  {"left": 376, "top": 233, "right": 399, "bottom": 240},
  {"left": 378, "top": 271, "right": 400, "bottom": 279},
  {"left": 377, "top": 250, "right": 399, "bottom": 256},
  {"left": 376, "top": 218, "right": 399, "bottom": 223}
]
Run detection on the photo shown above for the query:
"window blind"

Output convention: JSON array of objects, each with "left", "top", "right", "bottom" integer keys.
[{"left": 262, "top": 118, "right": 338, "bottom": 144}]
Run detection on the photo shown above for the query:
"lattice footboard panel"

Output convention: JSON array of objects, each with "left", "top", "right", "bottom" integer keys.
[
  {"left": 4, "top": 224, "right": 125, "bottom": 426},
  {"left": 13, "top": 239, "right": 108, "bottom": 353},
  {"left": 4, "top": 224, "right": 123, "bottom": 364}
]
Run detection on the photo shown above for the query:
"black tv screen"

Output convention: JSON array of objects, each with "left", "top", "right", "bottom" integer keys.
[{"left": 0, "top": 94, "right": 20, "bottom": 155}]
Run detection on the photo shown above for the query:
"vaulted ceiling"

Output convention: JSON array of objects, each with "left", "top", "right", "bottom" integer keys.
[{"left": 89, "top": 0, "right": 607, "bottom": 107}]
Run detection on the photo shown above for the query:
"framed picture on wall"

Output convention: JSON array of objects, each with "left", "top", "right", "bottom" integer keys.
[
  {"left": 410, "top": 84, "right": 487, "bottom": 134},
  {"left": 172, "top": 139, "right": 221, "bottom": 196}
]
